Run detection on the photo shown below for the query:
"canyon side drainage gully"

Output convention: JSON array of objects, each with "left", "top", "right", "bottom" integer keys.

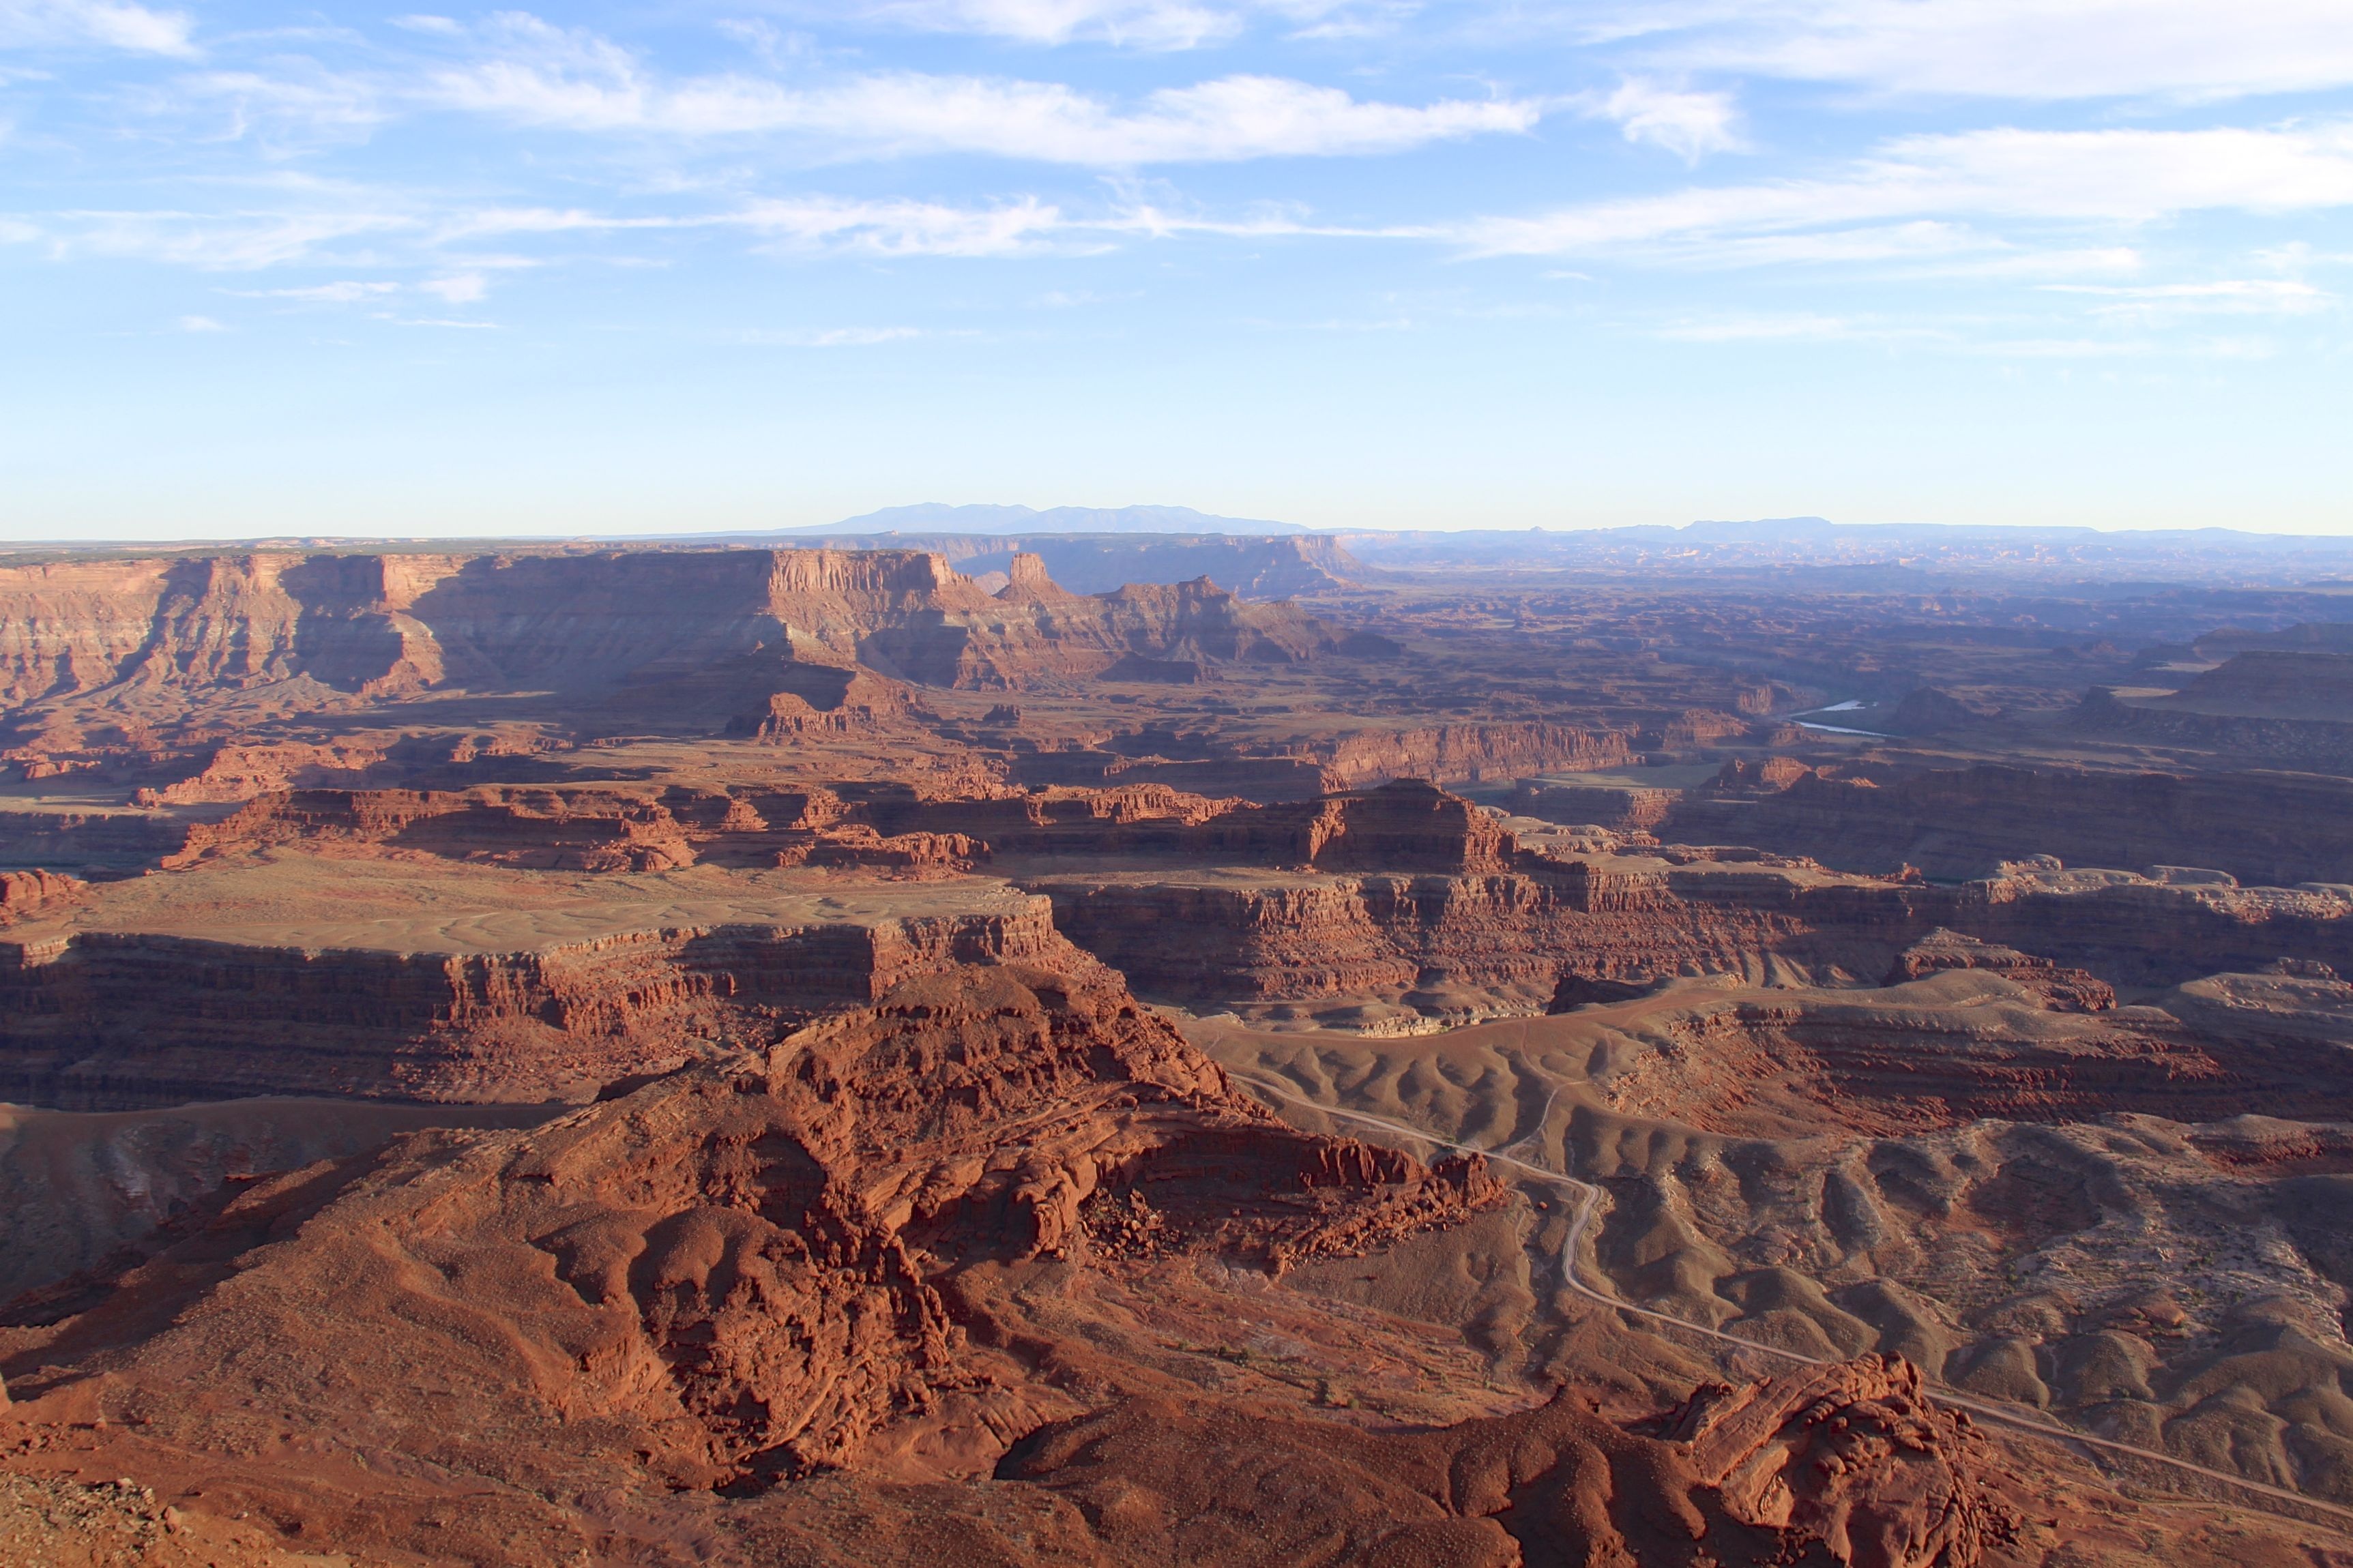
[{"left": 1233, "top": 1071, "right": 2353, "bottom": 1537}]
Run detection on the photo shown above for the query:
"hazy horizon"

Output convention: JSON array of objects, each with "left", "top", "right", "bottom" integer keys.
[{"left": 21, "top": 509, "right": 2353, "bottom": 549}]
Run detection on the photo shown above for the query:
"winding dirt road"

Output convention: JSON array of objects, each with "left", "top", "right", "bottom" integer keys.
[{"left": 1233, "top": 1069, "right": 2353, "bottom": 1537}]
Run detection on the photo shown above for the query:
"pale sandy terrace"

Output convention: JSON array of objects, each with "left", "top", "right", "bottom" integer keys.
[{"left": 8, "top": 850, "right": 1041, "bottom": 955}]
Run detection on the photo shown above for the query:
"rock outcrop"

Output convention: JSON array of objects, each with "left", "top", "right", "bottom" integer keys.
[
  {"left": 2072, "top": 675, "right": 2353, "bottom": 772},
  {"left": 1669, "top": 1355, "right": 2008, "bottom": 1568},
  {"left": 1513, "top": 776, "right": 1682, "bottom": 831},
  {"left": 0, "top": 550, "right": 1366, "bottom": 773},
  {"left": 1667, "top": 763, "right": 2353, "bottom": 886},
  {"left": 0, "top": 965, "right": 1510, "bottom": 1556},
  {"left": 1884, "top": 929, "right": 2116, "bottom": 1011},
  {"left": 0, "top": 883, "right": 1077, "bottom": 1107},
  {"left": 999, "top": 1353, "right": 2009, "bottom": 1568},
  {"left": 0, "top": 869, "right": 85, "bottom": 926},
  {"left": 1191, "top": 778, "right": 1516, "bottom": 872}
]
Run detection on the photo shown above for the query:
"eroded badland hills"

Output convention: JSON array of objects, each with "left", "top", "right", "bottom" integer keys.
[{"left": 8, "top": 521, "right": 2353, "bottom": 1566}]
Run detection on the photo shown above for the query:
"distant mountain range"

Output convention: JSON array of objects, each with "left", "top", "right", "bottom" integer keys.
[{"left": 810, "top": 504, "right": 1309, "bottom": 536}]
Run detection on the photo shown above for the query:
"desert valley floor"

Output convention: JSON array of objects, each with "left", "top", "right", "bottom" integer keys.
[{"left": 6, "top": 526, "right": 2353, "bottom": 1565}]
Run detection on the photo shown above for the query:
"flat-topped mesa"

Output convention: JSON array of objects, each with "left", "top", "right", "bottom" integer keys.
[
  {"left": 2163, "top": 649, "right": 2353, "bottom": 717},
  {"left": 1193, "top": 779, "right": 1517, "bottom": 873},
  {"left": 858, "top": 567, "right": 1353, "bottom": 690},
  {"left": 2071, "top": 653, "right": 2353, "bottom": 770},
  {"left": 0, "top": 548, "right": 969, "bottom": 717},
  {"left": 0, "top": 868, "right": 1078, "bottom": 1107},
  {"left": 168, "top": 785, "right": 705, "bottom": 872},
  {"left": 0, "top": 554, "right": 452, "bottom": 710},
  {"left": 1667, "top": 761, "right": 2353, "bottom": 885},
  {"left": 1041, "top": 814, "right": 2353, "bottom": 1021},
  {"left": 0, "top": 550, "right": 1372, "bottom": 770},
  {"left": 1005, "top": 719, "right": 1632, "bottom": 799}
]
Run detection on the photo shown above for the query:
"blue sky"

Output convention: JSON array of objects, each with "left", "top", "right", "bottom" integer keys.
[{"left": 4, "top": 0, "right": 2351, "bottom": 538}]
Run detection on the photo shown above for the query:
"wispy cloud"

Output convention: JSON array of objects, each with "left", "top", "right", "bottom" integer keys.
[
  {"left": 1457, "top": 122, "right": 2353, "bottom": 259},
  {"left": 167, "top": 65, "right": 386, "bottom": 147},
  {"left": 1609, "top": 0, "right": 2353, "bottom": 104},
  {"left": 418, "top": 270, "right": 486, "bottom": 301},
  {"left": 832, "top": 0, "right": 1393, "bottom": 50},
  {"left": 1585, "top": 77, "right": 1744, "bottom": 162},
  {"left": 2044, "top": 277, "right": 2334, "bottom": 317},
  {"left": 736, "top": 194, "right": 1070, "bottom": 256},
  {"left": 853, "top": 0, "right": 1243, "bottom": 49},
  {"left": 745, "top": 324, "right": 926, "bottom": 345},
  {"left": 20, "top": 205, "right": 416, "bottom": 268},
  {"left": 229, "top": 278, "right": 401, "bottom": 300},
  {"left": 426, "top": 16, "right": 1541, "bottom": 163},
  {"left": 0, "top": 0, "right": 192, "bottom": 55},
  {"left": 1649, "top": 310, "right": 2174, "bottom": 358}
]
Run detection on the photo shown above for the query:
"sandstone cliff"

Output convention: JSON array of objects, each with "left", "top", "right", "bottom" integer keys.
[
  {"left": 0, "top": 876, "right": 1077, "bottom": 1107},
  {"left": 774, "top": 530, "right": 1363, "bottom": 597},
  {"left": 1667, "top": 763, "right": 2353, "bottom": 885},
  {"left": 1042, "top": 789, "right": 2353, "bottom": 1017},
  {"left": 0, "top": 549, "right": 1362, "bottom": 741},
  {"left": 2072, "top": 678, "right": 2353, "bottom": 772}
]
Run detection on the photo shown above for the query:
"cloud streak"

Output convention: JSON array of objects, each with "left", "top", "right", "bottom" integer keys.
[
  {"left": 1457, "top": 123, "right": 2353, "bottom": 258},
  {"left": 426, "top": 18, "right": 1541, "bottom": 164},
  {"left": 0, "top": 0, "right": 192, "bottom": 55},
  {"left": 1603, "top": 0, "right": 2353, "bottom": 104}
]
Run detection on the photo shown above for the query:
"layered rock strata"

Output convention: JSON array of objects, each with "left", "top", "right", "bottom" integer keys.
[
  {"left": 1667, "top": 763, "right": 2353, "bottom": 886},
  {"left": 1038, "top": 839, "right": 2353, "bottom": 1017},
  {"left": 2073, "top": 676, "right": 2353, "bottom": 772},
  {"left": 1885, "top": 929, "right": 2116, "bottom": 1011},
  {"left": 0, "top": 548, "right": 1359, "bottom": 726},
  {"left": 1512, "top": 776, "right": 1681, "bottom": 831},
  {"left": 1005, "top": 719, "right": 1633, "bottom": 799},
  {"left": 0, "top": 808, "right": 194, "bottom": 878},
  {"left": 0, "top": 870, "right": 1073, "bottom": 1107}
]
